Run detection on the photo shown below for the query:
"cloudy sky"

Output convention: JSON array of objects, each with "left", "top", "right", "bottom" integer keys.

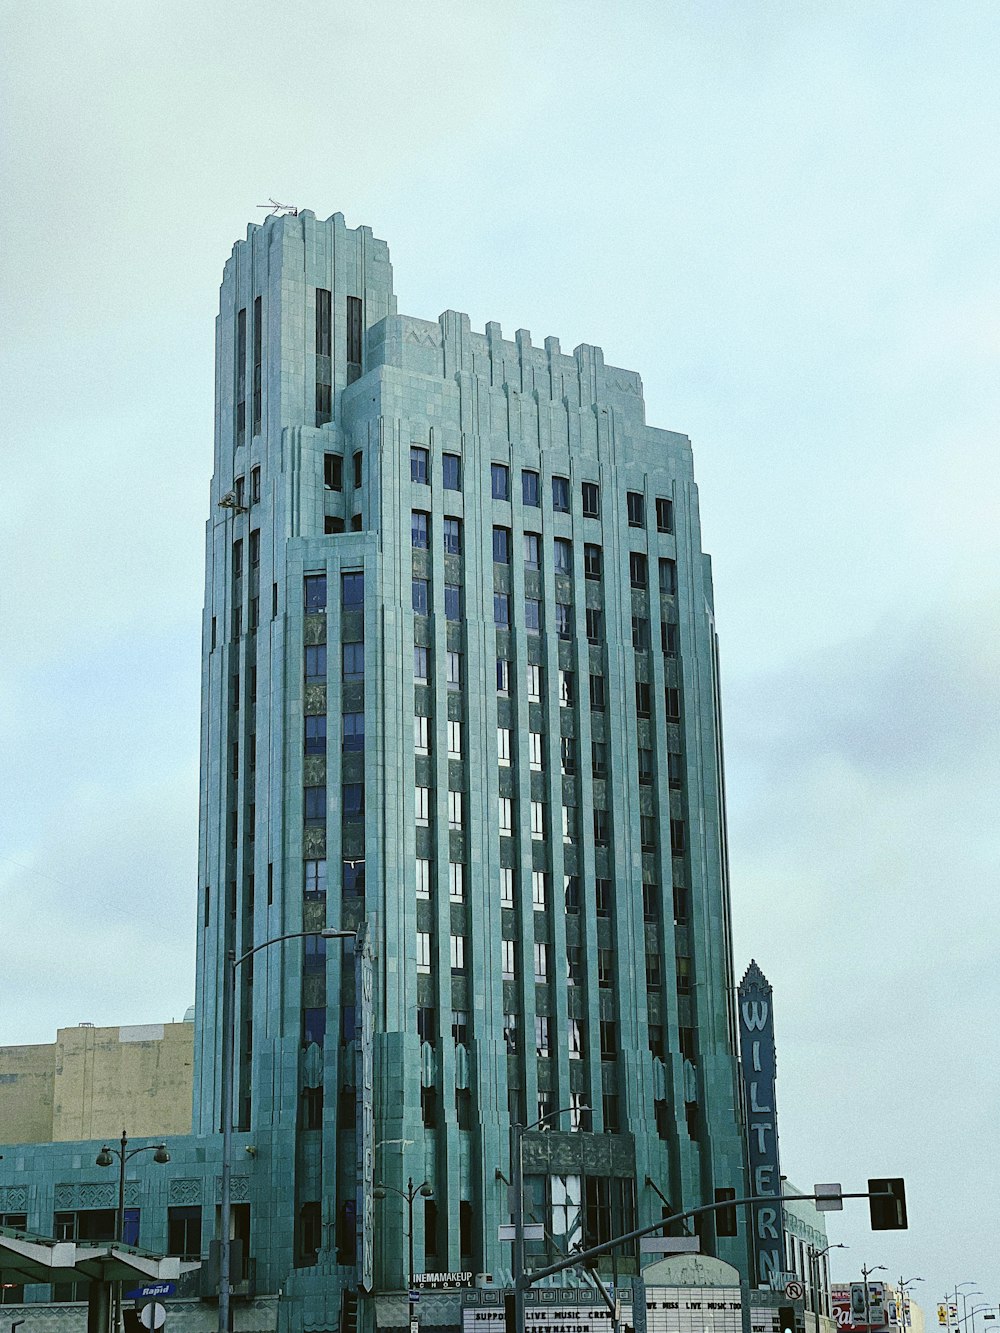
[{"left": 2, "top": 0, "right": 997, "bottom": 1311}]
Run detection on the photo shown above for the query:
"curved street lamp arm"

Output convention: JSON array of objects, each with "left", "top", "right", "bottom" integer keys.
[{"left": 233, "top": 928, "right": 357, "bottom": 972}]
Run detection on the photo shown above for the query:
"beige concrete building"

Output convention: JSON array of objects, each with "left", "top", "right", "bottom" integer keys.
[{"left": 0, "top": 1018, "right": 194, "bottom": 1143}]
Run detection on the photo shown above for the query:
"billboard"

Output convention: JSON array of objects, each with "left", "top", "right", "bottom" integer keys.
[
  {"left": 832, "top": 1283, "right": 893, "bottom": 1330},
  {"left": 737, "top": 961, "right": 784, "bottom": 1286}
]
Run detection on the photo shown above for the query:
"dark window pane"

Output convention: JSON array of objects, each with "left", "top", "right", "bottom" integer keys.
[
  {"left": 304, "top": 575, "right": 327, "bottom": 612},
  {"left": 491, "top": 463, "right": 509, "bottom": 500},
  {"left": 443, "top": 453, "right": 462, "bottom": 490},
  {"left": 522, "top": 470, "right": 540, "bottom": 506},
  {"left": 341, "top": 571, "right": 364, "bottom": 608}
]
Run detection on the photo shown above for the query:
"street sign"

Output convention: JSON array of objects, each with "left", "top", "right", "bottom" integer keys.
[
  {"left": 126, "top": 1283, "right": 175, "bottom": 1300},
  {"left": 408, "top": 1291, "right": 420, "bottom": 1302},
  {"left": 785, "top": 1281, "right": 805, "bottom": 1301},
  {"left": 139, "top": 1303, "right": 166, "bottom": 1330},
  {"left": 498, "top": 1223, "right": 544, "bottom": 1241},
  {"left": 814, "top": 1183, "right": 844, "bottom": 1211}
]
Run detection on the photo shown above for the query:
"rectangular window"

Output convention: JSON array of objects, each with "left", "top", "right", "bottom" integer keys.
[
  {"left": 662, "top": 620, "right": 679, "bottom": 656},
  {"left": 443, "top": 517, "right": 462, "bottom": 555},
  {"left": 414, "top": 716, "right": 430, "bottom": 755},
  {"left": 414, "top": 645, "right": 429, "bottom": 682},
  {"left": 646, "top": 952, "right": 662, "bottom": 989},
  {"left": 417, "top": 932, "right": 431, "bottom": 974},
  {"left": 656, "top": 496, "right": 674, "bottom": 533},
  {"left": 304, "top": 934, "right": 327, "bottom": 974},
  {"left": 497, "top": 727, "right": 512, "bottom": 766},
  {"left": 560, "top": 735, "right": 576, "bottom": 776},
  {"left": 584, "top": 542, "right": 602, "bottom": 579},
  {"left": 590, "top": 673, "right": 606, "bottom": 710},
  {"left": 304, "top": 574, "right": 327, "bottom": 612},
  {"left": 640, "top": 815, "right": 657, "bottom": 851},
  {"left": 598, "top": 947, "right": 614, "bottom": 988},
  {"left": 410, "top": 446, "right": 429, "bottom": 484},
  {"left": 303, "top": 1007, "right": 326, "bottom": 1047},
  {"left": 564, "top": 875, "right": 580, "bottom": 912},
  {"left": 500, "top": 867, "right": 514, "bottom": 908},
  {"left": 553, "top": 537, "right": 572, "bottom": 574},
  {"left": 593, "top": 809, "right": 609, "bottom": 845},
  {"left": 524, "top": 597, "right": 541, "bottom": 632},
  {"left": 250, "top": 466, "right": 261, "bottom": 505},
  {"left": 643, "top": 881, "right": 658, "bottom": 922},
  {"left": 442, "top": 453, "right": 462, "bottom": 490},
  {"left": 638, "top": 748, "right": 654, "bottom": 784},
  {"left": 568, "top": 1018, "right": 583, "bottom": 1059},
  {"left": 493, "top": 526, "right": 511, "bottom": 563},
  {"left": 415, "top": 786, "right": 431, "bottom": 826},
  {"left": 449, "top": 862, "right": 464, "bottom": 902},
  {"left": 632, "top": 616, "right": 649, "bottom": 651},
  {"left": 491, "top": 462, "right": 510, "bottom": 500},
  {"left": 418, "top": 1006, "right": 436, "bottom": 1045},
  {"left": 600, "top": 1019, "right": 618, "bottom": 1060},
  {"left": 496, "top": 656, "right": 511, "bottom": 693},
  {"left": 523, "top": 532, "right": 541, "bottom": 568},
  {"left": 594, "top": 874, "right": 610, "bottom": 917},
  {"left": 346, "top": 294, "right": 363, "bottom": 371},
  {"left": 411, "top": 510, "right": 430, "bottom": 549},
  {"left": 627, "top": 490, "right": 645, "bottom": 527},
  {"left": 341, "top": 712, "right": 363, "bottom": 752},
  {"left": 530, "top": 801, "right": 545, "bottom": 838},
  {"left": 586, "top": 607, "right": 603, "bottom": 644},
  {"left": 659, "top": 558, "right": 677, "bottom": 595},
  {"left": 494, "top": 593, "right": 510, "bottom": 628},
  {"left": 552, "top": 475, "right": 570, "bottom": 512},
  {"left": 533, "top": 941, "right": 548, "bottom": 982},
  {"left": 528, "top": 731, "right": 544, "bottom": 771},
  {"left": 444, "top": 583, "right": 462, "bottom": 621},
  {"left": 665, "top": 687, "right": 681, "bottom": 720},
  {"left": 566, "top": 945, "right": 582, "bottom": 986},
  {"left": 531, "top": 870, "right": 547, "bottom": 911},
  {"left": 167, "top": 1206, "right": 202, "bottom": 1263},
  {"left": 555, "top": 602, "right": 572, "bottom": 640},
  {"left": 498, "top": 796, "right": 513, "bottom": 834},
  {"left": 635, "top": 682, "right": 651, "bottom": 717},
  {"left": 527, "top": 663, "right": 542, "bottom": 701},
  {"left": 668, "top": 751, "right": 684, "bottom": 788},
  {"left": 342, "top": 642, "right": 364, "bottom": 680},
  {"left": 558, "top": 669, "right": 575, "bottom": 706},
  {"left": 502, "top": 940, "right": 516, "bottom": 980},
  {"left": 522, "top": 469, "right": 540, "bottom": 506},
  {"left": 447, "top": 720, "right": 462, "bottom": 759},
  {"left": 235, "top": 307, "right": 246, "bottom": 446},
  {"left": 252, "top": 295, "right": 262, "bottom": 434},
  {"left": 676, "top": 956, "right": 691, "bottom": 994},
  {"left": 630, "top": 551, "right": 648, "bottom": 588},
  {"left": 341, "top": 570, "right": 364, "bottom": 608},
  {"left": 535, "top": 1015, "right": 551, "bottom": 1056},
  {"left": 450, "top": 934, "right": 466, "bottom": 973},
  {"left": 412, "top": 577, "right": 430, "bottom": 615},
  {"left": 304, "top": 859, "right": 327, "bottom": 900},
  {"left": 416, "top": 857, "right": 431, "bottom": 900},
  {"left": 304, "top": 786, "right": 326, "bottom": 821},
  {"left": 352, "top": 451, "right": 363, "bottom": 488},
  {"left": 305, "top": 644, "right": 327, "bottom": 680},
  {"left": 342, "top": 783, "right": 364, "bottom": 819},
  {"left": 581, "top": 481, "right": 600, "bottom": 518},
  {"left": 316, "top": 287, "right": 332, "bottom": 357},
  {"left": 452, "top": 1009, "right": 468, "bottom": 1046},
  {"left": 446, "top": 650, "right": 462, "bottom": 690},
  {"left": 670, "top": 818, "right": 686, "bottom": 854},
  {"left": 324, "top": 453, "right": 343, "bottom": 491},
  {"left": 304, "top": 715, "right": 327, "bottom": 754},
  {"left": 562, "top": 805, "right": 576, "bottom": 844},
  {"left": 448, "top": 790, "right": 463, "bottom": 830},
  {"left": 591, "top": 741, "right": 607, "bottom": 778}
]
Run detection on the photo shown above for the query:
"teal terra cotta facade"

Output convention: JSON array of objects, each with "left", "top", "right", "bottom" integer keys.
[{"left": 0, "top": 210, "right": 755, "bottom": 1331}]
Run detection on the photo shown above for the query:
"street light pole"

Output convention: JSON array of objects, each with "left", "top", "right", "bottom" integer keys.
[
  {"left": 896, "top": 1276, "right": 923, "bottom": 1333},
  {"left": 218, "top": 927, "right": 359, "bottom": 1333},
  {"left": 862, "top": 1264, "right": 887, "bottom": 1333},
  {"left": 373, "top": 1177, "right": 433, "bottom": 1324},
  {"left": 809, "top": 1243, "right": 846, "bottom": 1319},
  {"left": 96, "top": 1132, "right": 169, "bottom": 1333}
]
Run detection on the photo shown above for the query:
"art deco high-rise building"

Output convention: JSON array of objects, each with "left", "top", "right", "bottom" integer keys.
[{"left": 193, "top": 208, "right": 750, "bottom": 1320}]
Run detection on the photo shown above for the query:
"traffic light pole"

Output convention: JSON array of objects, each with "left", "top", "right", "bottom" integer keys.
[{"left": 517, "top": 1187, "right": 891, "bottom": 1292}]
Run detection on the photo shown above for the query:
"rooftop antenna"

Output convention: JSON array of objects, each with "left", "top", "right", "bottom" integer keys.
[{"left": 258, "top": 198, "right": 298, "bottom": 217}]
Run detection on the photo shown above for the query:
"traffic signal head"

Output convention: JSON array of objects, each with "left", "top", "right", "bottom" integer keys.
[
  {"left": 779, "top": 1305, "right": 796, "bottom": 1333},
  {"left": 868, "top": 1177, "right": 908, "bottom": 1230}
]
